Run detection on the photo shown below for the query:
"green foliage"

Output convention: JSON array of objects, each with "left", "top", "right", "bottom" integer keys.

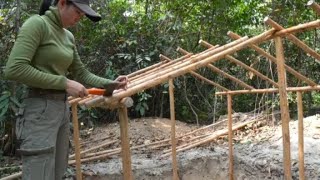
[
  {"left": 311, "top": 92, "right": 320, "bottom": 106},
  {"left": 135, "top": 91, "right": 152, "bottom": 116}
]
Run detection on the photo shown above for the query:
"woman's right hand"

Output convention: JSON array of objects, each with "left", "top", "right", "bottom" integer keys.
[{"left": 66, "top": 79, "right": 88, "bottom": 97}]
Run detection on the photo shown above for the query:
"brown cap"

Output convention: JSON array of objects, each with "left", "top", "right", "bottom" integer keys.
[{"left": 69, "top": 0, "right": 101, "bottom": 22}]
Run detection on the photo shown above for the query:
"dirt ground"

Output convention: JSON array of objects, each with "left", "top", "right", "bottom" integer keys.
[
  {"left": 72, "top": 113, "right": 320, "bottom": 180},
  {"left": 1, "top": 113, "right": 320, "bottom": 179}
]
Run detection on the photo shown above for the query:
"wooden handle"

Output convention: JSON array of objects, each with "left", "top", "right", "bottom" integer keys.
[{"left": 87, "top": 88, "right": 106, "bottom": 95}]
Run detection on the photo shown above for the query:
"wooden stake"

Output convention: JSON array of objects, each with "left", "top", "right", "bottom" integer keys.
[
  {"left": 71, "top": 103, "right": 82, "bottom": 180},
  {"left": 227, "top": 94, "right": 234, "bottom": 180},
  {"left": 297, "top": 92, "right": 305, "bottom": 180},
  {"left": 275, "top": 37, "right": 292, "bottom": 180},
  {"left": 169, "top": 79, "right": 179, "bottom": 180},
  {"left": 118, "top": 106, "right": 133, "bottom": 180},
  {"left": 307, "top": 0, "right": 320, "bottom": 15}
]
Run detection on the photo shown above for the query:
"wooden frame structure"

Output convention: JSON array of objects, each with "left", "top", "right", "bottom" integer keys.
[
  {"left": 66, "top": 1, "right": 320, "bottom": 179},
  {"left": 5, "top": 1, "right": 320, "bottom": 180}
]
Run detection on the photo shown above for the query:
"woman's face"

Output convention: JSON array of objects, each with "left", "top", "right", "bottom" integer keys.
[{"left": 58, "top": 0, "right": 85, "bottom": 28}]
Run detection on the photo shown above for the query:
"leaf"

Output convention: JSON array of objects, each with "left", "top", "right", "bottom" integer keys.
[
  {"left": 0, "top": 93, "right": 10, "bottom": 103},
  {"left": 0, "top": 104, "right": 9, "bottom": 118},
  {"left": 145, "top": 56, "right": 151, "bottom": 61},
  {"left": 0, "top": 98, "right": 9, "bottom": 109},
  {"left": 139, "top": 108, "right": 145, "bottom": 116},
  {"left": 142, "top": 102, "right": 149, "bottom": 110}
]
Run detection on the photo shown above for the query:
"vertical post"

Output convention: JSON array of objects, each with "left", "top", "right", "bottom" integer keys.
[
  {"left": 118, "top": 106, "right": 133, "bottom": 180},
  {"left": 275, "top": 37, "right": 292, "bottom": 180},
  {"left": 297, "top": 92, "right": 305, "bottom": 180},
  {"left": 169, "top": 79, "right": 179, "bottom": 180},
  {"left": 227, "top": 94, "right": 234, "bottom": 180},
  {"left": 71, "top": 103, "right": 82, "bottom": 180}
]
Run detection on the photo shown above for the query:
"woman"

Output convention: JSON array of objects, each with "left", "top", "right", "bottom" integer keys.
[{"left": 4, "top": 0, "right": 127, "bottom": 179}]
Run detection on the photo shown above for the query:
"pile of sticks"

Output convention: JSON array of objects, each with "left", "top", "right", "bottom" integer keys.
[{"left": 67, "top": 113, "right": 267, "bottom": 165}]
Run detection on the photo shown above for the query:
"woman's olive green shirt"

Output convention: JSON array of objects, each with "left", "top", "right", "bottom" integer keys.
[{"left": 5, "top": 7, "right": 111, "bottom": 90}]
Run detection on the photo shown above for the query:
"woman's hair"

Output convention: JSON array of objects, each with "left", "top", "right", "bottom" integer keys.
[{"left": 39, "top": 0, "right": 70, "bottom": 15}]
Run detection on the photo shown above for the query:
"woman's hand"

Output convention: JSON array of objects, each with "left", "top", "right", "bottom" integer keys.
[
  {"left": 66, "top": 79, "right": 88, "bottom": 97},
  {"left": 114, "top": 75, "right": 128, "bottom": 90}
]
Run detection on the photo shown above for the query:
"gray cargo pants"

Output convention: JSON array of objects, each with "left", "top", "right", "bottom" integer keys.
[{"left": 16, "top": 97, "right": 70, "bottom": 180}]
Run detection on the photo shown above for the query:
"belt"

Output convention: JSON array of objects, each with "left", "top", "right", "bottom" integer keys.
[{"left": 27, "top": 88, "right": 67, "bottom": 101}]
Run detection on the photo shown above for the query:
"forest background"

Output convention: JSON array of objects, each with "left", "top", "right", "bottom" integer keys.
[{"left": 1, "top": 0, "right": 320, "bottom": 155}]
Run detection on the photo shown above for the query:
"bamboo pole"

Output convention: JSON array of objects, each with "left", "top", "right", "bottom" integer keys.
[
  {"left": 127, "top": 36, "right": 249, "bottom": 88},
  {"left": 69, "top": 140, "right": 117, "bottom": 159},
  {"left": 275, "top": 37, "right": 292, "bottom": 180},
  {"left": 227, "top": 31, "right": 317, "bottom": 86},
  {"left": 83, "top": 96, "right": 106, "bottom": 107},
  {"left": 118, "top": 106, "right": 133, "bottom": 180},
  {"left": 227, "top": 94, "right": 234, "bottom": 180},
  {"left": 226, "top": 55, "right": 278, "bottom": 87},
  {"left": 207, "top": 64, "right": 255, "bottom": 90},
  {"left": 68, "top": 149, "right": 121, "bottom": 165},
  {"left": 78, "top": 95, "right": 94, "bottom": 105},
  {"left": 307, "top": 0, "right": 320, "bottom": 15},
  {"left": 199, "top": 40, "right": 278, "bottom": 87},
  {"left": 127, "top": 60, "right": 168, "bottom": 79},
  {"left": 215, "top": 85, "right": 320, "bottom": 95},
  {"left": 297, "top": 92, "right": 305, "bottom": 180},
  {"left": 0, "top": 172, "right": 22, "bottom": 180},
  {"left": 162, "top": 118, "right": 262, "bottom": 157},
  {"left": 175, "top": 47, "right": 254, "bottom": 90},
  {"left": 265, "top": 17, "right": 320, "bottom": 62},
  {"left": 69, "top": 97, "right": 83, "bottom": 104},
  {"left": 129, "top": 53, "right": 192, "bottom": 83},
  {"left": 271, "top": 19, "right": 320, "bottom": 38},
  {"left": 189, "top": 71, "right": 229, "bottom": 91},
  {"left": 169, "top": 79, "right": 179, "bottom": 180},
  {"left": 77, "top": 147, "right": 120, "bottom": 160},
  {"left": 71, "top": 103, "right": 82, "bottom": 180},
  {"left": 160, "top": 54, "right": 229, "bottom": 91}
]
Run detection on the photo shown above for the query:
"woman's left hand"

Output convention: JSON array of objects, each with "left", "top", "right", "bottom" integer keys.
[{"left": 115, "top": 75, "right": 128, "bottom": 89}]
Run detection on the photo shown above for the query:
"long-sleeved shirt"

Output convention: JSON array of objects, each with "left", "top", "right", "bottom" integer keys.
[{"left": 5, "top": 6, "right": 111, "bottom": 90}]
